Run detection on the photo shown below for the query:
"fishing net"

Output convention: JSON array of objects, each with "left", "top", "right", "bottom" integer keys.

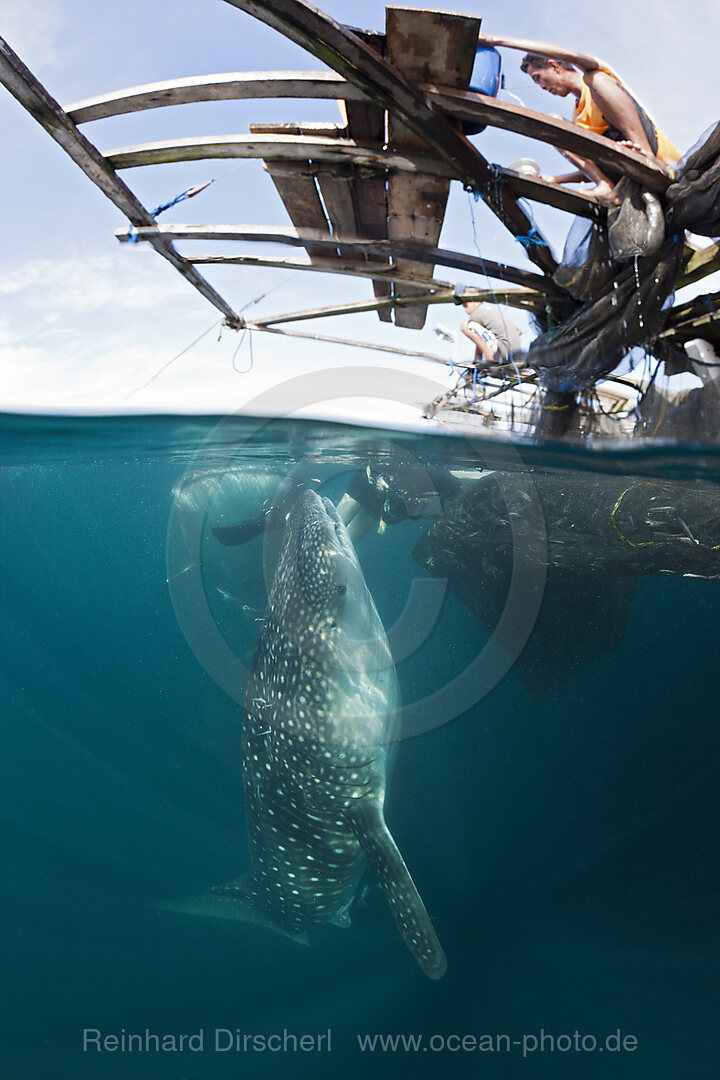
[
  {"left": 527, "top": 121, "right": 720, "bottom": 394},
  {"left": 413, "top": 470, "right": 720, "bottom": 695}
]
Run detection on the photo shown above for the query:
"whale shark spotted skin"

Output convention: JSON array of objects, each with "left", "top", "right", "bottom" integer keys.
[{"left": 169, "top": 489, "right": 446, "bottom": 979}]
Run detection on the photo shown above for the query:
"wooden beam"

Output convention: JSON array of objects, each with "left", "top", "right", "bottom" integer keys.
[
  {"left": 660, "top": 291, "right": 720, "bottom": 337},
  {"left": 249, "top": 122, "right": 335, "bottom": 260},
  {"left": 245, "top": 286, "right": 546, "bottom": 327},
  {"left": 245, "top": 322, "right": 453, "bottom": 363},
  {"left": 385, "top": 6, "right": 481, "bottom": 329},
  {"left": 65, "top": 67, "right": 665, "bottom": 192},
  {"left": 186, "top": 252, "right": 550, "bottom": 311},
  {"left": 678, "top": 241, "right": 720, "bottom": 289},
  {"left": 500, "top": 167, "right": 601, "bottom": 219},
  {"left": 65, "top": 71, "right": 363, "bottom": 122},
  {"left": 219, "top": 0, "right": 557, "bottom": 276},
  {"left": 340, "top": 28, "right": 392, "bottom": 321},
  {"left": 104, "top": 133, "right": 599, "bottom": 217},
  {"left": 191, "top": 253, "right": 455, "bottom": 289},
  {"left": 426, "top": 87, "right": 669, "bottom": 193},
  {"left": 105, "top": 133, "right": 459, "bottom": 174},
  {"left": 114, "top": 223, "right": 565, "bottom": 294},
  {"left": 0, "top": 36, "right": 242, "bottom": 326}
]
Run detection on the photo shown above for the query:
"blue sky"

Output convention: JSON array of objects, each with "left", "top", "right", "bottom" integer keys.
[{"left": 2, "top": 0, "right": 717, "bottom": 418}]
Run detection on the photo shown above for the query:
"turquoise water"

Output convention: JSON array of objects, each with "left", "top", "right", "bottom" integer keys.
[{"left": 1, "top": 412, "right": 718, "bottom": 1078}]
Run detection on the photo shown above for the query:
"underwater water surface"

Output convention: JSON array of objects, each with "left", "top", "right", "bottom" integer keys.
[{"left": 0, "top": 411, "right": 718, "bottom": 1079}]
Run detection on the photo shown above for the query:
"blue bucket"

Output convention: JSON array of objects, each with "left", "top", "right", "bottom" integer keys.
[{"left": 463, "top": 46, "right": 502, "bottom": 135}]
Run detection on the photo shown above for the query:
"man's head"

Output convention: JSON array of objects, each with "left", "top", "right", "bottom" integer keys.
[
  {"left": 462, "top": 300, "right": 483, "bottom": 315},
  {"left": 520, "top": 53, "right": 578, "bottom": 97}
]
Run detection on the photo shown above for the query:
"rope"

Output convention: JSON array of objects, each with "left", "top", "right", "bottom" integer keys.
[
  {"left": 466, "top": 193, "right": 525, "bottom": 385},
  {"left": 515, "top": 224, "right": 550, "bottom": 250},
  {"left": 125, "top": 162, "right": 251, "bottom": 240},
  {"left": 231, "top": 329, "right": 254, "bottom": 374}
]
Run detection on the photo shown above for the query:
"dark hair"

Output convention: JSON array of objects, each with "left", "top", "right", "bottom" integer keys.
[{"left": 520, "top": 53, "right": 576, "bottom": 73}]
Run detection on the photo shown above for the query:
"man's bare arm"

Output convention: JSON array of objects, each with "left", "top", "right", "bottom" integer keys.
[{"left": 476, "top": 33, "right": 601, "bottom": 73}]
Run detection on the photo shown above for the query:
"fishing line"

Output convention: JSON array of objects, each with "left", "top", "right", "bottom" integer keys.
[
  {"left": 237, "top": 269, "right": 305, "bottom": 314},
  {"left": 123, "top": 319, "right": 221, "bottom": 399}
]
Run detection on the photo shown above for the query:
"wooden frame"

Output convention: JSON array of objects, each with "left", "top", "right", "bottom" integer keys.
[
  {"left": 0, "top": 36, "right": 243, "bottom": 327},
  {"left": 4, "top": 4, "right": 706, "bottom": 347},
  {"left": 114, "top": 223, "right": 566, "bottom": 295},
  {"left": 67, "top": 70, "right": 666, "bottom": 191}
]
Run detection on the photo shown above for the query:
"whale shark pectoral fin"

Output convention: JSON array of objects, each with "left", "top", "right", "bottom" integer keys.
[
  {"left": 157, "top": 878, "right": 310, "bottom": 947},
  {"left": 350, "top": 802, "right": 447, "bottom": 980},
  {"left": 328, "top": 895, "right": 355, "bottom": 929}
]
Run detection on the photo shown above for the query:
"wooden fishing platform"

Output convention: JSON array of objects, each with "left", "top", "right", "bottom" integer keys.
[{"left": 2, "top": 0, "right": 718, "bottom": 357}]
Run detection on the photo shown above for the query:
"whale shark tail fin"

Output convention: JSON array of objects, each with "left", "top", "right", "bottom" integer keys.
[
  {"left": 351, "top": 802, "right": 447, "bottom": 980},
  {"left": 158, "top": 877, "right": 310, "bottom": 946}
]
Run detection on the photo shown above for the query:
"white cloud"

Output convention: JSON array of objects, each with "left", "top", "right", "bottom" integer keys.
[
  {"left": 1, "top": 0, "right": 65, "bottom": 69},
  {"left": 0, "top": 252, "right": 189, "bottom": 314}
]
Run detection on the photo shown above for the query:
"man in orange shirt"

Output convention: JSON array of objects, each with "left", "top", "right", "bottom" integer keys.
[{"left": 519, "top": 52, "right": 679, "bottom": 202}]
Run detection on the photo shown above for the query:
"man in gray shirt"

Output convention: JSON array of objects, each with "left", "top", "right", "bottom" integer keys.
[{"left": 460, "top": 301, "right": 524, "bottom": 365}]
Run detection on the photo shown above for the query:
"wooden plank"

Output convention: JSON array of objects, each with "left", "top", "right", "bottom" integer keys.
[
  {"left": 678, "top": 241, "right": 720, "bottom": 289},
  {"left": 249, "top": 122, "right": 333, "bottom": 261},
  {"left": 65, "top": 71, "right": 361, "bottom": 122},
  {"left": 65, "top": 67, "right": 665, "bottom": 192},
  {"left": 248, "top": 285, "right": 542, "bottom": 326},
  {"left": 0, "top": 35, "right": 242, "bottom": 326},
  {"left": 247, "top": 322, "right": 453, "bottom": 363},
  {"left": 426, "top": 87, "right": 669, "bottom": 193},
  {"left": 191, "top": 252, "right": 456, "bottom": 289},
  {"left": 500, "top": 167, "right": 601, "bottom": 219},
  {"left": 386, "top": 6, "right": 480, "bottom": 328},
  {"left": 660, "top": 292, "right": 720, "bottom": 342},
  {"left": 103, "top": 133, "right": 599, "bottom": 217},
  {"left": 220, "top": 0, "right": 557, "bottom": 278},
  {"left": 190, "top": 253, "right": 548, "bottom": 312},
  {"left": 105, "top": 133, "right": 460, "bottom": 173},
  {"left": 114, "top": 223, "right": 566, "bottom": 294},
  {"left": 340, "top": 28, "right": 391, "bottom": 321}
]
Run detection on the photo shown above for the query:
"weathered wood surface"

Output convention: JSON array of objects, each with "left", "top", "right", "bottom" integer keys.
[
  {"left": 114, "top": 223, "right": 565, "bottom": 295},
  {"left": 245, "top": 322, "right": 452, "bottom": 363},
  {"left": 247, "top": 283, "right": 546, "bottom": 326},
  {"left": 247, "top": 288, "right": 507, "bottom": 326},
  {"left": 191, "top": 253, "right": 456, "bottom": 289},
  {"left": 340, "top": 28, "right": 391, "bottom": 320},
  {"left": 249, "top": 122, "right": 335, "bottom": 260},
  {"left": 0, "top": 35, "right": 242, "bottom": 326},
  {"left": 67, "top": 69, "right": 666, "bottom": 191},
  {"left": 65, "top": 71, "right": 365, "bottom": 122},
  {"left": 105, "top": 133, "right": 460, "bottom": 173},
  {"left": 219, "top": 0, "right": 556, "bottom": 277},
  {"left": 427, "top": 87, "right": 669, "bottom": 192},
  {"left": 104, "top": 133, "right": 599, "bottom": 216},
  {"left": 678, "top": 241, "right": 720, "bottom": 289},
  {"left": 660, "top": 291, "right": 720, "bottom": 347},
  {"left": 385, "top": 6, "right": 480, "bottom": 328},
  {"left": 187, "top": 252, "right": 550, "bottom": 311}
]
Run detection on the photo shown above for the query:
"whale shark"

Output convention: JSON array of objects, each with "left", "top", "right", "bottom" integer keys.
[{"left": 167, "top": 489, "right": 446, "bottom": 979}]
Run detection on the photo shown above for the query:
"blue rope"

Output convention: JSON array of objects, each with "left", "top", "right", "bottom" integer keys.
[
  {"left": 151, "top": 179, "right": 214, "bottom": 219},
  {"left": 515, "top": 224, "right": 550, "bottom": 250}
]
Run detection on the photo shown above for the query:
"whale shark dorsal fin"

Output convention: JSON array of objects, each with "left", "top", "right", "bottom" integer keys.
[
  {"left": 158, "top": 878, "right": 310, "bottom": 946},
  {"left": 349, "top": 801, "right": 447, "bottom": 980}
]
